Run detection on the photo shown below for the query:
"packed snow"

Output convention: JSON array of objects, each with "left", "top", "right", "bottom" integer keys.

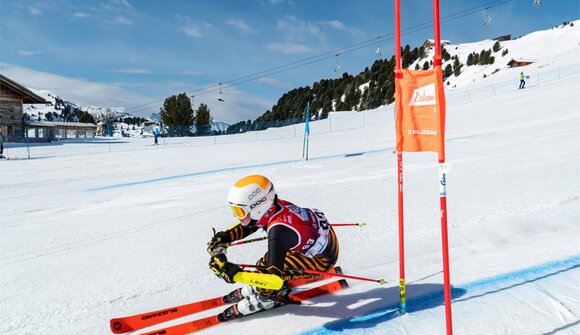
[{"left": 1, "top": 22, "right": 579, "bottom": 335}]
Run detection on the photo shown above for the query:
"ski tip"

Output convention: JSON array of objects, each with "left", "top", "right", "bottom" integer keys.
[
  {"left": 109, "top": 319, "right": 129, "bottom": 334},
  {"left": 338, "top": 279, "right": 350, "bottom": 289},
  {"left": 334, "top": 266, "right": 343, "bottom": 275}
]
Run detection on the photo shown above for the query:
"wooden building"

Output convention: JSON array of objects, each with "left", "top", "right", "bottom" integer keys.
[
  {"left": 421, "top": 39, "right": 450, "bottom": 49},
  {"left": 0, "top": 74, "right": 46, "bottom": 140},
  {"left": 507, "top": 59, "right": 534, "bottom": 68}
]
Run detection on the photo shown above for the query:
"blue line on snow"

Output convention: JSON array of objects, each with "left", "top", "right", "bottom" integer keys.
[
  {"left": 87, "top": 148, "right": 389, "bottom": 191},
  {"left": 300, "top": 254, "right": 580, "bottom": 335}
]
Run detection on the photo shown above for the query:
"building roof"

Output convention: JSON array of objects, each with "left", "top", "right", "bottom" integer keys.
[
  {"left": 0, "top": 74, "right": 47, "bottom": 104},
  {"left": 25, "top": 121, "right": 97, "bottom": 128}
]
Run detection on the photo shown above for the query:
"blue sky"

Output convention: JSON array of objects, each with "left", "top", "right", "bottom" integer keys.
[{"left": 1, "top": 0, "right": 578, "bottom": 123}]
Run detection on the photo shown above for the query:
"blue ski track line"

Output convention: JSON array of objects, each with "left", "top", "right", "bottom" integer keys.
[
  {"left": 300, "top": 254, "right": 580, "bottom": 335},
  {"left": 86, "top": 148, "right": 390, "bottom": 191}
]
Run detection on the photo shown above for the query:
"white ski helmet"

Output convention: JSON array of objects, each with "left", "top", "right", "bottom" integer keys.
[{"left": 227, "top": 175, "right": 276, "bottom": 221}]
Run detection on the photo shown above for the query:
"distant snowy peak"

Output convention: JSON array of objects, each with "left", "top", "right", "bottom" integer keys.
[
  {"left": 82, "top": 106, "right": 127, "bottom": 119},
  {"left": 24, "top": 87, "right": 128, "bottom": 121},
  {"left": 212, "top": 121, "right": 231, "bottom": 132}
]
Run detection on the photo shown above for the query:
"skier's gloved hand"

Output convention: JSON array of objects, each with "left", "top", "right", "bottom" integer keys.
[
  {"left": 209, "top": 253, "right": 241, "bottom": 284},
  {"left": 207, "top": 230, "right": 231, "bottom": 255}
]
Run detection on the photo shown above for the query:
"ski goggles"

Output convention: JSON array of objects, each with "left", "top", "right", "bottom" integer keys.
[{"left": 230, "top": 204, "right": 248, "bottom": 219}]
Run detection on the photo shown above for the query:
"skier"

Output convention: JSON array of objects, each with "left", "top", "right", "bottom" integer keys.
[
  {"left": 153, "top": 125, "right": 160, "bottom": 145},
  {"left": 207, "top": 175, "right": 340, "bottom": 320},
  {"left": 519, "top": 71, "right": 526, "bottom": 89}
]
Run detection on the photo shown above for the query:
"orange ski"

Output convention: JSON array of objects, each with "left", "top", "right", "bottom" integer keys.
[
  {"left": 110, "top": 267, "right": 341, "bottom": 334},
  {"left": 139, "top": 279, "right": 349, "bottom": 335},
  {"left": 110, "top": 296, "right": 226, "bottom": 334}
]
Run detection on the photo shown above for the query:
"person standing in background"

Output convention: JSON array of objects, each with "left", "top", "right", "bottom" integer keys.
[
  {"left": 0, "top": 128, "right": 5, "bottom": 159},
  {"left": 153, "top": 125, "right": 160, "bottom": 145},
  {"left": 519, "top": 71, "right": 526, "bottom": 89}
]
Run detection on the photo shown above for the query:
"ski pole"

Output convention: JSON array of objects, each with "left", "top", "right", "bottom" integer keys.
[
  {"left": 228, "top": 236, "right": 267, "bottom": 247},
  {"left": 331, "top": 222, "right": 366, "bottom": 227},
  {"left": 239, "top": 264, "right": 386, "bottom": 285}
]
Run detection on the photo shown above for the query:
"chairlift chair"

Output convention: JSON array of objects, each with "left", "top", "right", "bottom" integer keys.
[
  {"left": 533, "top": 0, "right": 542, "bottom": 8},
  {"left": 334, "top": 54, "right": 341, "bottom": 73},
  {"left": 218, "top": 83, "right": 225, "bottom": 102},
  {"left": 484, "top": 8, "right": 492, "bottom": 26}
]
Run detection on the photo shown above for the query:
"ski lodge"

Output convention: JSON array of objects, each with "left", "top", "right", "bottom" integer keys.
[{"left": 0, "top": 74, "right": 46, "bottom": 140}]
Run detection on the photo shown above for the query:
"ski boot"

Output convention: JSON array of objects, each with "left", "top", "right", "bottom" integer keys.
[
  {"left": 223, "top": 285, "right": 257, "bottom": 304},
  {"left": 218, "top": 287, "right": 297, "bottom": 321}
]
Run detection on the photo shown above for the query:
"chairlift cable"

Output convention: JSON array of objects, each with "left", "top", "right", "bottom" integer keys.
[{"left": 123, "top": 0, "right": 515, "bottom": 115}]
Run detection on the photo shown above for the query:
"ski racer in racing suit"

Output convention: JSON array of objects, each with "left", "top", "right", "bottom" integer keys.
[{"left": 207, "top": 175, "right": 340, "bottom": 319}]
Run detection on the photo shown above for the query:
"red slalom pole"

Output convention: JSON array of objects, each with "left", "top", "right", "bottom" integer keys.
[
  {"left": 239, "top": 264, "right": 386, "bottom": 285},
  {"left": 394, "top": 0, "right": 407, "bottom": 315},
  {"left": 433, "top": 0, "right": 453, "bottom": 334}
]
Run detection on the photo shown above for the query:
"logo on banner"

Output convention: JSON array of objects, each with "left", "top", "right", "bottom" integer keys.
[{"left": 409, "top": 83, "right": 436, "bottom": 106}]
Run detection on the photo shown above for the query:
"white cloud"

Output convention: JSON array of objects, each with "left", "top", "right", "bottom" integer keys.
[
  {"left": 266, "top": 42, "right": 313, "bottom": 54},
  {"left": 178, "top": 21, "right": 216, "bottom": 38},
  {"left": 276, "top": 16, "right": 325, "bottom": 42},
  {"left": 73, "top": 12, "right": 90, "bottom": 18},
  {"left": 19, "top": 50, "right": 42, "bottom": 56},
  {"left": 226, "top": 19, "right": 256, "bottom": 34},
  {"left": 320, "top": 19, "right": 363, "bottom": 35},
  {"left": 179, "top": 25, "right": 203, "bottom": 38},
  {"left": 112, "top": 0, "right": 133, "bottom": 8},
  {"left": 0, "top": 63, "right": 150, "bottom": 113},
  {"left": 257, "top": 77, "right": 293, "bottom": 89},
  {"left": 114, "top": 68, "right": 151, "bottom": 74},
  {"left": 28, "top": 6, "right": 42, "bottom": 16},
  {"left": 174, "top": 70, "right": 204, "bottom": 76},
  {"left": 0, "top": 64, "right": 265, "bottom": 122},
  {"left": 324, "top": 20, "right": 345, "bottom": 30},
  {"left": 113, "top": 16, "right": 132, "bottom": 25}
]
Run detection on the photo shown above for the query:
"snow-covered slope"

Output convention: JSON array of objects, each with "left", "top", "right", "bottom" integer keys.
[
  {"left": 413, "top": 21, "right": 579, "bottom": 89},
  {"left": 1, "top": 22, "right": 579, "bottom": 335}
]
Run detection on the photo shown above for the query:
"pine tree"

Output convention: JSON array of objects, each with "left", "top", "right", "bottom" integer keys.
[
  {"left": 492, "top": 41, "right": 501, "bottom": 52},
  {"left": 194, "top": 103, "right": 213, "bottom": 136},
  {"left": 160, "top": 93, "right": 194, "bottom": 136},
  {"left": 473, "top": 52, "right": 480, "bottom": 65},
  {"left": 402, "top": 44, "right": 412, "bottom": 68},
  {"left": 79, "top": 111, "right": 96, "bottom": 124},
  {"left": 453, "top": 57, "right": 462, "bottom": 76},
  {"left": 467, "top": 53, "right": 474, "bottom": 66},
  {"left": 418, "top": 46, "right": 426, "bottom": 59},
  {"left": 442, "top": 47, "right": 451, "bottom": 62},
  {"left": 443, "top": 64, "right": 453, "bottom": 80}
]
